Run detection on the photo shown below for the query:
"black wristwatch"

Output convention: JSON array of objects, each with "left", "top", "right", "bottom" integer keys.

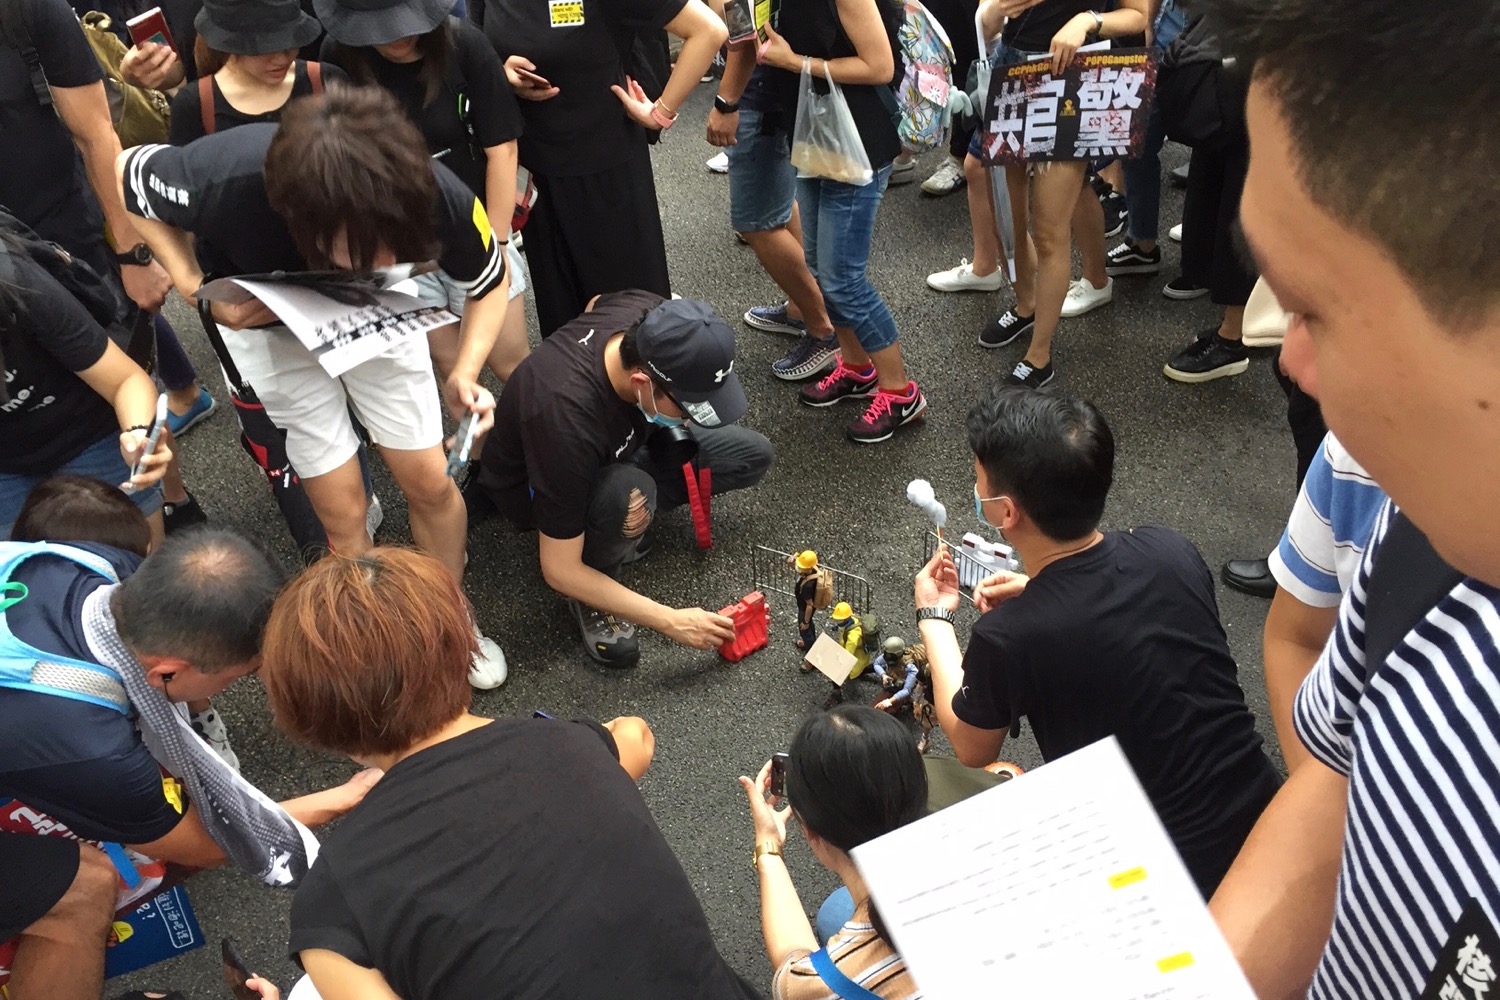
[
  {"left": 115, "top": 242, "right": 154, "bottom": 267},
  {"left": 713, "top": 95, "right": 741, "bottom": 115},
  {"left": 917, "top": 606, "right": 956, "bottom": 626}
]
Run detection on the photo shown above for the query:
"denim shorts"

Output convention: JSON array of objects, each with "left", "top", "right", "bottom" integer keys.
[
  {"left": 967, "top": 45, "right": 1050, "bottom": 159},
  {"left": 727, "top": 108, "right": 797, "bottom": 234},
  {"left": 0, "top": 433, "right": 164, "bottom": 536}
]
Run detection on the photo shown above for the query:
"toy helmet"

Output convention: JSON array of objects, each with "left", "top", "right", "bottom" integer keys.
[
  {"left": 883, "top": 636, "right": 906, "bottom": 657},
  {"left": 830, "top": 601, "right": 853, "bottom": 622},
  {"left": 795, "top": 550, "right": 818, "bottom": 572}
]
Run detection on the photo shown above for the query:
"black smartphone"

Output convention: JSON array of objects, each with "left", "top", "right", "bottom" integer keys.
[
  {"left": 769, "top": 752, "right": 790, "bottom": 798},
  {"left": 221, "top": 938, "right": 258, "bottom": 1000}
]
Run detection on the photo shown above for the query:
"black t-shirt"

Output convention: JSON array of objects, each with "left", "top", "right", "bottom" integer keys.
[
  {"left": 769, "top": 0, "right": 900, "bottom": 169},
  {"left": 320, "top": 18, "right": 522, "bottom": 203},
  {"left": 0, "top": 544, "right": 181, "bottom": 845},
  {"left": 120, "top": 125, "right": 505, "bottom": 298},
  {"left": 1003, "top": 0, "right": 1093, "bottom": 53},
  {"left": 0, "top": 251, "right": 120, "bottom": 474},
  {"left": 472, "top": 0, "right": 686, "bottom": 176},
  {"left": 69, "top": 0, "right": 202, "bottom": 80},
  {"left": 955, "top": 527, "right": 1282, "bottom": 896},
  {"left": 288, "top": 718, "right": 761, "bottom": 1000},
  {"left": 477, "top": 289, "right": 659, "bottom": 538},
  {"left": 0, "top": 0, "right": 106, "bottom": 254},
  {"left": 167, "top": 60, "right": 347, "bottom": 145}
]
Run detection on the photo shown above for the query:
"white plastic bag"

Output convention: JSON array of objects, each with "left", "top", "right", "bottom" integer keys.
[{"left": 790, "top": 58, "right": 874, "bottom": 186}]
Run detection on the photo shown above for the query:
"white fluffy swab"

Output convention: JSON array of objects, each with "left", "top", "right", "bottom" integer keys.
[{"left": 906, "top": 479, "right": 948, "bottom": 543}]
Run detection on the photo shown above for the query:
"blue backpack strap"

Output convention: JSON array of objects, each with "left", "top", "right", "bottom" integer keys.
[{"left": 809, "top": 946, "right": 886, "bottom": 1000}]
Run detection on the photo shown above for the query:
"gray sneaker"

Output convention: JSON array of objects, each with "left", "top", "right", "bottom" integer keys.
[{"left": 568, "top": 598, "right": 640, "bottom": 667}]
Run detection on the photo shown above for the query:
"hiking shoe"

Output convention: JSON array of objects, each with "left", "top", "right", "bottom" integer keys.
[
  {"left": 921, "top": 157, "right": 966, "bottom": 196},
  {"left": 1005, "top": 359, "right": 1055, "bottom": 389},
  {"left": 847, "top": 382, "right": 927, "bottom": 444},
  {"left": 162, "top": 491, "right": 207, "bottom": 534},
  {"left": 926, "top": 259, "right": 1003, "bottom": 293},
  {"left": 1060, "top": 276, "right": 1114, "bottom": 317},
  {"left": 889, "top": 154, "right": 917, "bottom": 185},
  {"left": 469, "top": 633, "right": 509, "bottom": 689},
  {"left": 978, "top": 308, "right": 1035, "bottom": 348},
  {"left": 1168, "top": 223, "right": 1183, "bottom": 242},
  {"left": 744, "top": 302, "right": 805, "bottom": 336},
  {"left": 772, "top": 333, "right": 839, "bottom": 381},
  {"left": 705, "top": 151, "right": 729, "bottom": 174},
  {"left": 1100, "top": 191, "right": 1128, "bottom": 239},
  {"left": 1163, "top": 275, "right": 1209, "bottom": 300},
  {"left": 167, "top": 388, "right": 216, "bottom": 437},
  {"left": 1105, "top": 241, "right": 1162, "bottom": 276},
  {"left": 568, "top": 599, "right": 639, "bottom": 667},
  {"left": 190, "top": 705, "right": 240, "bottom": 772},
  {"left": 799, "top": 359, "right": 879, "bottom": 407},
  {"left": 1164, "top": 332, "right": 1249, "bottom": 383}
]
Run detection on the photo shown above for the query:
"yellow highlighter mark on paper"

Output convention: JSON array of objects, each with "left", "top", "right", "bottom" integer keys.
[
  {"left": 1108, "top": 866, "right": 1147, "bottom": 889},
  {"left": 1156, "top": 952, "right": 1195, "bottom": 973}
]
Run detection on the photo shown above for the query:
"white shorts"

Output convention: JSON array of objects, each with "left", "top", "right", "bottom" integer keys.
[
  {"left": 410, "top": 242, "right": 528, "bottom": 313},
  {"left": 219, "top": 324, "right": 444, "bottom": 479}
]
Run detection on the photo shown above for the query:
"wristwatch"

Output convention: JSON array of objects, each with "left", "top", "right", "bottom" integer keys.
[
  {"left": 115, "top": 242, "right": 154, "bottom": 267},
  {"left": 713, "top": 95, "right": 741, "bottom": 115},
  {"left": 1085, "top": 10, "right": 1104, "bottom": 38},
  {"left": 752, "top": 841, "right": 783, "bottom": 869},
  {"left": 916, "top": 606, "right": 956, "bottom": 626}
]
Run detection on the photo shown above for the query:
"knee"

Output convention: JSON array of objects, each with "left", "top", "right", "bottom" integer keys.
[
  {"left": 401, "top": 467, "right": 459, "bottom": 514},
  {"left": 607, "top": 715, "right": 656, "bottom": 781},
  {"left": 54, "top": 845, "right": 117, "bottom": 934},
  {"left": 590, "top": 468, "right": 657, "bottom": 540},
  {"left": 1032, "top": 222, "right": 1071, "bottom": 259},
  {"left": 963, "top": 153, "right": 986, "bottom": 184},
  {"left": 621, "top": 486, "right": 653, "bottom": 539}
]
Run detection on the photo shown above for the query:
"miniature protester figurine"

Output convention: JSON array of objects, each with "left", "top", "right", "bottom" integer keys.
[
  {"left": 828, "top": 602, "right": 870, "bottom": 676},
  {"left": 793, "top": 550, "right": 823, "bottom": 650},
  {"left": 873, "top": 636, "right": 938, "bottom": 753}
]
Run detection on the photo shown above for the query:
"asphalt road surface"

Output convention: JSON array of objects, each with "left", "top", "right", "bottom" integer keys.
[{"left": 111, "top": 82, "right": 1295, "bottom": 998}]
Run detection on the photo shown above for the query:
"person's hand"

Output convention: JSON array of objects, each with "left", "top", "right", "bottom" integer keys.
[
  {"left": 755, "top": 23, "right": 797, "bottom": 72},
  {"left": 875, "top": 697, "right": 894, "bottom": 712},
  {"left": 208, "top": 295, "right": 278, "bottom": 330},
  {"left": 663, "top": 607, "right": 736, "bottom": 650},
  {"left": 244, "top": 974, "right": 281, "bottom": 1000},
  {"left": 914, "top": 546, "right": 962, "bottom": 613},
  {"left": 503, "top": 55, "right": 560, "bottom": 101},
  {"left": 1049, "top": 14, "right": 1092, "bottom": 74},
  {"left": 707, "top": 107, "right": 738, "bottom": 147},
  {"left": 985, "top": 0, "right": 1047, "bottom": 20},
  {"left": 333, "top": 768, "right": 384, "bottom": 812},
  {"left": 120, "top": 41, "right": 181, "bottom": 90},
  {"left": 120, "top": 258, "right": 171, "bottom": 312},
  {"left": 118, "top": 429, "right": 171, "bottom": 492},
  {"left": 443, "top": 374, "right": 496, "bottom": 438},
  {"left": 973, "top": 569, "right": 1029, "bottom": 613},
  {"left": 610, "top": 75, "right": 661, "bottom": 130},
  {"left": 738, "top": 758, "right": 791, "bottom": 848}
]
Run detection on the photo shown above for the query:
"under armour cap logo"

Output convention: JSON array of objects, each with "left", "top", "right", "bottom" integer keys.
[{"left": 714, "top": 361, "right": 734, "bottom": 383}]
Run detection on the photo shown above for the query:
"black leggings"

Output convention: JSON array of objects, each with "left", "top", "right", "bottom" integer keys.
[{"left": 1180, "top": 137, "right": 1257, "bottom": 307}]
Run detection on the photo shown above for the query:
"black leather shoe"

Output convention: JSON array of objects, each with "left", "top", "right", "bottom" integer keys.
[{"left": 1222, "top": 558, "right": 1276, "bottom": 599}]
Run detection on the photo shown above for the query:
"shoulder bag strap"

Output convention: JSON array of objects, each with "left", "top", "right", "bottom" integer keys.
[
  {"left": 307, "top": 60, "right": 323, "bottom": 93},
  {"left": 198, "top": 74, "right": 214, "bottom": 135},
  {"left": 809, "top": 946, "right": 886, "bottom": 1000},
  {"left": 1363, "top": 509, "right": 1465, "bottom": 671}
]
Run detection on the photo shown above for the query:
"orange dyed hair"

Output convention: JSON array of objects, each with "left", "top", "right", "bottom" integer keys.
[{"left": 261, "top": 547, "right": 477, "bottom": 757}]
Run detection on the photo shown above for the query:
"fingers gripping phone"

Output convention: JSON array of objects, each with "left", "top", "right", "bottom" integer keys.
[
  {"left": 515, "top": 66, "right": 551, "bottom": 88},
  {"left": 221, "top": 938, "right": 259, "bottom": 1000},
  {"left": 123, "top": 393, "right": 168, "bottom": 494},
  {"left": 126, "top": 7, "right": 176, "bottom": 51},
  {"left": 445, "top": 410, "right": 479, "bottom": 478},
  {"left": 769, "top": 752, "right": 790, "bottom": 798}
]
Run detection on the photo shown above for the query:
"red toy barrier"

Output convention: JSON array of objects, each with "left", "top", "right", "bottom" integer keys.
[{"left": 718, "top": 590, "right": 769, "bottom": 662}]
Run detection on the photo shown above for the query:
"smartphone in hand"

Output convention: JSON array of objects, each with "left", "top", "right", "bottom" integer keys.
[
  {"left": 769, "top": 752, "right": 790, "bottom": 798},
  {"left": 126, "top": 7, "right": 176, "bottom": 51},
  {"left": 445, "top": 411, "right": 479, "bottom": 479},
  {"left": 221, "top": 938, "right": 259, "bottom": 1000},
  {"left": 122, "top": 393, "right": 168, "bottom": 495},
  {"left": 515, "top": 66, "right": 551, "bottom": 88}
]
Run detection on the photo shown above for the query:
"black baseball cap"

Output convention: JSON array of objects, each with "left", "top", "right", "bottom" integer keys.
[{"left": 634, "top": 299, "right": 747, "bottom": 428}]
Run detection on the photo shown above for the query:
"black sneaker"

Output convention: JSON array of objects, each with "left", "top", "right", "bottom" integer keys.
[
  {"left": 1005, "top": 359, "right": 1054, "bottom": 389},
  {"left": 1164, "top": 331, "right": 1249, "bottom": 383},
  {"left": 1163, "top": 276, "right": 1210, "bottom": 300},
  {"left": 567, "top": 598, "right": 640, "bottom": 667},
  {"left": 1105, "top": 241, "right": 1162, "bottom": 276},
  {"left": 978, "top": 308, "right": 1035, "bottom": 348},
  {"left": 162, "top": 491, "right": 208, "bottom": 534},
  {"left": 1101, "top": 191, "right": 1128, "bottom": 239}
]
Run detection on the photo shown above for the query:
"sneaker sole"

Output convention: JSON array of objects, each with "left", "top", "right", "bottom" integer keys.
[
  {"left": 920, "top": 179, "right": 967, "bottom": 196},
  {"left": 1162, "top": 286, "right": 1210, "bottom": 300},
  {"left": 1105, "top": 262, "right": 1162, "bottom": 276},
  {"left": 1104, "top": 222, "right": 1126, "bottom": 239},
  {"left": 743, "top": 311, "right": 804, "bottom": 336},
  {"left": 926, "top": 277, "right": 1004, "bottom": 293},
  {"left": 1163, "top": 359, "right": 1249, "bottom": 383},
  {"left": 847, "top": 397, "right": 928, "bottom": 444},
  {"left": 772, "top": 353, "right": 839, "bottom": 382},
  {"left": 800, "top": 385, "right": 878, "bottom": 408},
  {"left": 1060, "top": 295, "right": 1114, "bottom": 318},
  {"left": 977, "top": 323, "right": 1034, "bottom": 349}
]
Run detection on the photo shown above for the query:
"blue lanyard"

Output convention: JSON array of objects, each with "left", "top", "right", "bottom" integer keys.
[{"left": 809, "top": 947, "right": 885, "bottom": 1000}]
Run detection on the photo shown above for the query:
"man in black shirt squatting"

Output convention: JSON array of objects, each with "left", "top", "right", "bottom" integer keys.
[
  {"left": 475, "top": 290, "right": 773, "bottom": 665},
  {"left": 912, "top": 385, "right": 1281, "bottom": 898}
]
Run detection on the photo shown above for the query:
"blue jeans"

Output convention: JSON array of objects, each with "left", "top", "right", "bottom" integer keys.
[
  {"left": 1123, "top": 107, "right": 1168, "bottom": 243},
  {"left": 797, "top": 163, "right": 899, "bottom": 354},
  {"left": 727, "top": 109, "right": 796, "bottom": 233},
  {"left": 0, "top": 434, "right": 163, "bottom": 536}
]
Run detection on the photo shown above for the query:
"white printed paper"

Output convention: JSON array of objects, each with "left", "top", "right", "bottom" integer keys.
[{"left": 852, "top": 738, "right": 1255, "bottom": 1000}]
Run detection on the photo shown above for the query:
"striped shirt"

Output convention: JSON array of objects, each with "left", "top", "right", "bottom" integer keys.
[
  {"left": 774, "top": 905, "right": 921, "bottom": 1000},
  {"left": 1295, "top": 500, "right": 1500, "bottom": 997},
  {"left": 1268, "top": 433, "right": 1386, "bottom": 607}
]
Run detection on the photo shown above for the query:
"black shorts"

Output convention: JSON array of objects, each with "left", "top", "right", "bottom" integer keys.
[{"left": 0, "top": 833, "right": 81, "bottom": 940}]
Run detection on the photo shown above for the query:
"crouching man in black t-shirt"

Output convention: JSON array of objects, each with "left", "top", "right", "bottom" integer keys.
[
  {"left": 475, "top": 291, "right": 774, "bottom": 665},
  {"left": 913, "top": 385, "right": 1282, "bottom": 898}
]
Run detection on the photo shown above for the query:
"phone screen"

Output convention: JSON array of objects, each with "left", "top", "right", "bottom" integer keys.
[{"left": 769, "top": 752, "right": 789, "bottom": 798}]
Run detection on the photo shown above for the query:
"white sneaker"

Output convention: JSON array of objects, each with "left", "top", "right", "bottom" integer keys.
[
  {"left": 920, "top": 157, "right": 966, "bottom": 196},
  {"left": 888, "top": 154, "right": 916, "bottom": 185},
  {"left": 705, "top": 151, "right": 729, "bottom": 174},
  {"left": 366, "top": 493, "right": 383, "bottom": 542},
  {"left": 1168, "top": 223, "right": 1183, "bottom": 243},
  {"left": 926, "top": 259, "right": 1003, "bottom": 293},
  {"left": 1060, "top": 277, "right": 1114, "bottom": 318},
  {"left": 470, "top": 633, "right": 509, "bottom": 690},
  {"left": 190, "top": 705, "right": 241, "bottom": 772}
]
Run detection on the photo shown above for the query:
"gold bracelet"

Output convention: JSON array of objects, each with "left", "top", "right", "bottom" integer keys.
[{"left": 752, "top": 841, "right": 783, "bottom": 869}]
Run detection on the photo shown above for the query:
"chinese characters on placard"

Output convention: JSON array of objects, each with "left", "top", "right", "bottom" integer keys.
[{"left": 982, "top": 50, "right": 1156, "bottom": 166}]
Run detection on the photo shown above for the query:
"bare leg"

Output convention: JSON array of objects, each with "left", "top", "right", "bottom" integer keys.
[
  {"left": 837, "top": 333, "right": 908, "bottom": 393},
  {"left": 1003, "top": 164, "right": 1038, "bottom": 315},
  {"left": 1071, "top": 182, "right": 1110, "bottom": 289},
  {"left": 963, "top": 153, "right": 1002, "bottom": 276},
  {"left": 427, "top": 313, "right": 529, "bottom": 385},
  {"left": 1025, "top": 161, "right": 1090, "bottom": 368},
  {"left": 379, "top": 444, "right": 467, "bottom": 581},
  {"left": 166, "top": 382, "right": 202, "bottom": 414},
  {"left": 1098, "top": 159, "right": 1125, "bottom": 195},
  {"left": 741, "top": 204, "right": 834, "bottom": 337},
  {"left": 1219, "top": 305, "right": 1246, "bottom": 342},
  {"left": 9, "top": 844, "right": 116, "bottom": 1000},
  {"left": 298, "top": 454, "right": 372, "bottom": 558}
]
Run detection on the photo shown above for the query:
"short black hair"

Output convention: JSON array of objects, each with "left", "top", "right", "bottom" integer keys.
[
  {"left": 111, "top": 528, "right": 287, "bottom": 671},
  {"left": 11, "top": 475, "right": 151, "bottom": 557},
  {"left": 965, "top": 385, "right": 1114, "bottom": 541},
  {"left": 618, "top": 321, "right": 643, "bottom": 370},
  {"left": 1200, "top": 0, "right": 1500, "bottom": 328}
]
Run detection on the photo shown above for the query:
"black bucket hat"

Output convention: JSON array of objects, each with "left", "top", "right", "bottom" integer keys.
[
  {"left": 312, "top": 0, "right": 451, "bottom": 47},
  {"left": 195, "top": 0, "right": 324, "bottom": 55}
]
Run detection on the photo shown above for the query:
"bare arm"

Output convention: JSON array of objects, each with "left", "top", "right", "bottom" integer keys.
[
  {"left": 759, "top": 0, "right": 894, "bottom": 85},
  {"left": 300, "top": 950, "right": 403, "bottom": 1000},
  {"left": 1262, "top": 589, "right": 1338, "bottom": 773},
  {"left": 74, "top": 339, "right": 172, "bottom": 490},
  {"left": 739, "top": 759, "right": 818, "bottom": 966},
  {"left": 919, "top": 617, "right": 1006, "bottom": 766},
  {"left": 660, "top": 1, "right": 731, "bottom": 114},
  {"left": 483, "top": 141, "right": 519, "bottom": 247},
  {"left": 1209, "top": 760, "right": 1348, "bottom": 999}
]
